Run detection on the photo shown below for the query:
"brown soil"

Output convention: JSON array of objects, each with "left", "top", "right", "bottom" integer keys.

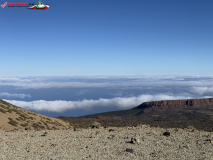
[{"left": 0, "top": 100, "right": 73, "bottom": 130}]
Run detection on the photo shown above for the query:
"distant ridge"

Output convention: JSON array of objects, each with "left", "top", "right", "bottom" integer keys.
[
  {"left": 66, "top": 97, "right": 213, "bottom": 132},
  {"left": 133, "top": 97, "right": 213, "bottom": 109}
]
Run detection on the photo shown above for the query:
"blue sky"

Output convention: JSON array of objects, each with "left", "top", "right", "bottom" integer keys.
[
  {"left": 1, "top": 0, "right": 213, "bottom": 76},
  {"left": 1, "top": 1, "right": 213, "bottom": 117}
]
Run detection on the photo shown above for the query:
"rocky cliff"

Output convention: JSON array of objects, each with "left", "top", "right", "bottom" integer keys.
[{"left": 133, "top": 97, "right": 213, "bottom": 109}]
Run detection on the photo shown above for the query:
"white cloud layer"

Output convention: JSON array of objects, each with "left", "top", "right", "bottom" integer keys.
[
  {"left": 1, "top": 75, "right": 213, "bottom": 90},
  {"left": 0, "top": 92, "right": 31, "bottom": 98},
  {"left": 190, "top": 87, "right": 213, "bottom": 95},
  {"left": 4, "top": 94, "right": 193, "bottom": 112}
]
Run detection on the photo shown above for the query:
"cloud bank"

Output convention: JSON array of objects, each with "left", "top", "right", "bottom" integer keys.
[
  {"left": 0, "top": 92, "right": 31, "bottom": 98},
  {"left": 4, "top": 94, "right": 193, "bottom": 112},
  {"left": 190, "top": 87, "right": 213, "bottom": 95},
  {"left": 1, "top": 76, "right": 213, "bottom": 116},
  {"left": 1, "top": 75, "right": 213, "bottom": 90}
]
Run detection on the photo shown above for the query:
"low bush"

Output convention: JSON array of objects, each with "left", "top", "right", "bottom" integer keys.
[
  {"left": 8, "top": 118, "right": 19, "bottom": 126},
  {"left": 20, "top": 123, "right": 28, "bottom": 127},
  {"left": 0, "top": 108, "right": 6, "bottom": 113},
  {"left": 32, "top": 123, "right": 45, "bottom": 129},
  {"left": 91, "top": 121, "right": 101, "bottom": 128}
]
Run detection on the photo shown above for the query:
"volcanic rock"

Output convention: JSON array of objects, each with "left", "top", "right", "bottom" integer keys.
[{"left": 134, "top": 98, "right": 213, "bottom": 109}]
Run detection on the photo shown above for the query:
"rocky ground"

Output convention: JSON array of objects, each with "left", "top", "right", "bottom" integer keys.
[{"left": 0, "top": 124, "right": 213, "bottom": 160}]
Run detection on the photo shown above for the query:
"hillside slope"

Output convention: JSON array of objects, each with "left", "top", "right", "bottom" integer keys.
[{"left": 0, "top": 100, "right": 73, "bottom": 130}]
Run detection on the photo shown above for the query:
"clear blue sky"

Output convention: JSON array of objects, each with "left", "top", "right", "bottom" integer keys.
[{"left": 1, "top": 0, "right": 213, "bottom": 76}]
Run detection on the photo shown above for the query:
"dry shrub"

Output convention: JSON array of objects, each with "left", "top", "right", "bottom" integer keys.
[
  {"left": 91, "top": 121, "right": 101, "bottom": 128},
  {"left": 187, "top": 126, "right": 196, "bottom": 129}
]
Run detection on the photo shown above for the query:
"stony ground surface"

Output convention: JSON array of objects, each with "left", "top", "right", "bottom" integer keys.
[{"left": 0, "top": 125, "right": 213, "bottom": 160}]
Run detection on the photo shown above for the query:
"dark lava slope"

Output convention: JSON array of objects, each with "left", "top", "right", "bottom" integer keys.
[{"left": 58, "top": 98, "right": 213, "bottom": 132}]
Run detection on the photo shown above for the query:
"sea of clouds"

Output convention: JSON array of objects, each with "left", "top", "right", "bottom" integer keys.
[{"left": 0, "top": 75, "right": 213, "bottom": 114}]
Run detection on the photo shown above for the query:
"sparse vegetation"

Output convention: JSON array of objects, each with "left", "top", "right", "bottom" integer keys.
[
  {"left": 16, "top": 112, "right": 28, "bottom": 120},
  {"left": 28, "top": 117, "right": 34, "bottom": 120},
  {"left": 0, "top": 100, "right": 9, "bottom": 105},
  {"left": 27, "top": 112, "right": 36, "bottom": 116},
  {"left": 0, "top": 108, "right": 6, "bottom": 113},
  {"left": 91, "top": 121, "right": 101, "bottom": 128},
  {"left": 0, "top": 99, "right": 72, "bottom": 130},
  {"left": 51, "top": 126, "right": 57, "bottom": 130},
  {"left": 41, "top": 121, "right": 50, "bottom": 129},
  {"left": 8, "top": 118, "right": 19, "bottom": 126},
  {"left": 20, "top": 123, "right": 28, "bottom": 127},
  {"left": 46, "top": 118, "right": 52, "bottom": 121},
  {"left": 187, "top": 126, "right": 196, "bottom": 130},
  {"left": 19, "top": 116, "right": 26, "bottom": 121},
  {"left": 32, "top": 123, "right": 45, "bottom": 129},
  {"left": 7, "top": 109, "right": 15, "bottom": 113},
  {"left": 15, "top": 118, "right": 20, "bottom": 121},
  {"left": 0, "top": 104, "right": 7, "bottom": 109}
]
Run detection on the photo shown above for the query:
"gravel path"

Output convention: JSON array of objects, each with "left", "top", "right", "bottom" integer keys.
[{"left": 0, "top": 125, "right": 213, "bottom": 160}]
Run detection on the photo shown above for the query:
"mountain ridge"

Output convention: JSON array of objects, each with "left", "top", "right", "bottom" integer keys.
[
  {"left": 59, "top": 97, "right": 213, "bottom": 132},
  {"left": 133, "top": 97, "right": 213, "bottom": 109}
]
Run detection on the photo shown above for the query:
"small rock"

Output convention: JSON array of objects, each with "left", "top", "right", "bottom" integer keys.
[
  {"left": 150, "top": 152, "right": 157, "bottom": 157},
  {"left": 108, "top": 134, "right": 115, "bottom": 140},
  {"left": 126, "top": 148, "right": 134, "bottom": 153},
  {"left": 141, "top": 125, "right": 148, "bottom": 128},
  {"left": 205, "top": 139, "right": 211, "bottom": 142},
  {"left": 163, "top": 132, "right": 170, "bottom": 137},
  {"left": 184, "top": 145, "right": 190, "bottom": 149},
  {"left": 74, "top": 127, "right": 82, "bottom": 131},
  {"left": 176, "top": 128, "right": 183, "bottom": 132},
  {"left": 109, "top": 129, "right": 115, "bottom": 132},
  {"left": 86, "top": 155, "right": 92, "bottom": 158},
  {"left": 191, "top": 129, "right": 196, "bottom": 132},
  {"left": 51, "top": 144, "right": 56, "bottom": 147},
  {"left": 96, "top": 131, "right": 100, "bottom": 135},
  {"left": 130, "top": 137, "right": 140, "bottom": 144}
]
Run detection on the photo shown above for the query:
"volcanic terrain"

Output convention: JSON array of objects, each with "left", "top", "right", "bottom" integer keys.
[{"left": 58, "top": 98, "right": 213, "bottom": 132}]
